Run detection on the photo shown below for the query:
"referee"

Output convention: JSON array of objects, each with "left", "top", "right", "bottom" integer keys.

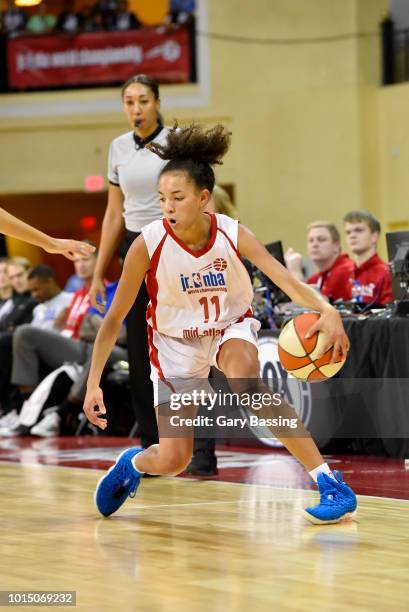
[{"left": 89, "top": 74, "right": 169, "bottom": 448}]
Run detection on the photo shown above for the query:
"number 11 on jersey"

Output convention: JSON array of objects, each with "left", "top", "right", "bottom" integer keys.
[{"left": 199, "top": 296, "right": 220, "bottom": 323}]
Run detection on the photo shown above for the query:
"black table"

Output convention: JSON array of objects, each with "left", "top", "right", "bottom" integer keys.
[{"left": 257, "top": 316, "right": 409, "bottom": 458}]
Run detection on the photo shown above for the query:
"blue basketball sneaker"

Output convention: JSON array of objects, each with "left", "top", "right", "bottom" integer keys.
[
  {"left": 303, "top": 471, "right": 357, "bottom": 525},
  {"left": 95, "top": 448, "right": 143, "bottom": 517}
]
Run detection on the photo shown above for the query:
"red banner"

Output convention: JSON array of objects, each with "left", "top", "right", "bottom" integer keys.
[{"left": 7, "top": 27, "right": 191, "bottom": 90}]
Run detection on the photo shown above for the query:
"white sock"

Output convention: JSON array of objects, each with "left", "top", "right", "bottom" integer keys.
[
  {"left": 309, "top": 463, "right": 336, "bottom": 483},
  {"left": 131, "top": 454, "right": 145, "bottom": 475}
]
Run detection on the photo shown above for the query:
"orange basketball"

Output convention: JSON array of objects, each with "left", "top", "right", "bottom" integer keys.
[{"left": 278, "top": 312, "right": 346, "bottom": 381}]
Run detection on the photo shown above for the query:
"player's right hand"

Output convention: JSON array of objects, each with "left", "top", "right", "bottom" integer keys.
[
  {"left": 83, "top": 387, "right": 107, "bottom": 430},
  {"left": 88, "top": 277, "right": 106, "bottom": 313}
]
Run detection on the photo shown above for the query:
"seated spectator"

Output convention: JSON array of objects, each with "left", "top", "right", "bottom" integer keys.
[
  {"left": 64, "top": 272, "right": 85, "bottom": 293},
  {"left": 27, "top": 265, "right": 72, "bottom": 330},
  {"left": 0, "top": 1, "right": 27, "bottom": 38},
  {"left": 26, "top": 2, "right": 56, "bottom": 34},
  {"left": 0, "top": 257, "right": 12, "bottom": 311},
  {"left": 0, "top": 263, "right": 71, "bottom": 425},
  {"left": 106, "top": 0, "right": 140, "bottom": 31},
  {"left": 5, "top": 280, "right": 126, "bottom": 437},
  {"left": 0, "top": 249, "right": 96, "bottom": 434},
  {"left": 30, "top": 280, "right": 127, "bottom": 436},
  {"left": 10, "top": 249, "right": 97, "bottom": 396},
  {"left": 0, "top": 257, "right": 35, "bottom": 332},
  {"left": 55, "top": 0, "right": 82, "bottom": 34},
  {"left": 0, "top": 256, "right": 35, "bottom": 424},
  {"left": 285, "top": 221, "right": 353, "bottom": 302},
  {"left": 54, "top": 246, "right": 96, "bottom": 337},
  {"left": 343, "top": 210, "right": 393, "bottom": 305}
]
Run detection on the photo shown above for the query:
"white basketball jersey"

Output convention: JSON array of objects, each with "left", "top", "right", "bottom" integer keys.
[{"left": 142, "top": 213, "right": 254, "bottom": 339}]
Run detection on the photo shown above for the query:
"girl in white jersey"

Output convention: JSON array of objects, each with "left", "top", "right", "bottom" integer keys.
[{"left": 84, "top": 124, "right": 357, "bottom": 525}]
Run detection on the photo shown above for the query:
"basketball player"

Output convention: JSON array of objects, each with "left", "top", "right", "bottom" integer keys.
[
  {"left": 84, "top": 123, "right": 357, "bottom": 525},
  {"left": 0, "top": 206, "right": 95, "bottom": 260}
]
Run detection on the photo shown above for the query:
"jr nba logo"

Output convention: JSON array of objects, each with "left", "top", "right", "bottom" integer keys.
[{"left": 180, "top": 259, "right": 227, "bottom": 292}]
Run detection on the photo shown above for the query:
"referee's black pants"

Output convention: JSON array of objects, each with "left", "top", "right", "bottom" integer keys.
[{"left": 123, "top": 230, "right": 158, "bottom": 448}]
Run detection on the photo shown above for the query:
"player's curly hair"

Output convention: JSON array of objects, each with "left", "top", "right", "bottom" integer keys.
[{"left": 148, "top": 122, "right": 231, "bottom": 192}]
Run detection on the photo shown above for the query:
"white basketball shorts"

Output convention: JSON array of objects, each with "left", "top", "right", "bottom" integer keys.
[{"left": 148, "top": 317, "right": 261, "bottom": 406}]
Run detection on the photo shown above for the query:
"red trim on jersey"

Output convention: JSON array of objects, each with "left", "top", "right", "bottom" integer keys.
[
  {"left": 217, "top": 224, "right": 250, "bottom": 276},
  {"left": 145, "top": 232, "right": 168, "bottom": 330},
  {"left": 217, "top": 225, "right": 241, "bottom": 257},
  {"left": 147, "top": 325, "right": 165, "bottom": 380},
  {"left": 162, "top": 213, "right": 217, "bottom": 258},
  {"left": 236, "top": 308, "right": 253, "bottom": 323},
  {"left": 147, "top": 325, "right": 175, "bottom": 395}
]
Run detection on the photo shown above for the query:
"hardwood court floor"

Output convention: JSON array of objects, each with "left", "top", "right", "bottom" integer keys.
[{"left": 0, "top": 460, "right": 408, "bottom": 612}]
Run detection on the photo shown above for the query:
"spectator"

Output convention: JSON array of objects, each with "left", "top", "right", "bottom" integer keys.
[
  {"left": 166, "top": 0, "right": 195, "bottom": 25},
  {"left": 107, "top": 0, "right": 140, "bottom": 31},
  {"left": 0, "top": 257, "right": 12, "bottom": 310},
  {"left": 94, "top": 0, "right": 118, "bottom": 15},
  {"left": 79, "top": 5, "right": 104, "bottom": 33},
  {"left": 0, "top": 256, "right": 34, "bottom": 423},
  {"left": 64, "top": 273, "right": 85, "bottom": 293},
  {"left": 11, "top": 249, "right": 96, "bottom": 392},
  {"left": 285, "top": 221, "right": 353, "bottom": 302},
  {"left": 0, "top": 257, "right": 35, "bottom": 332},
  {"left": 55, "top": 248, "right": 97, "bottom": 338},
  {"left": 0, "top": 263, "right": 71, "bottom": 425},
  {"left": 0, "top": 249, "right": 97, "bottom": 434},
  {"left": 0, "top": 1, "right": 27, "bottom": 38},
  {"left": 343, "top": 210, "right": 393, "bottom": 305},
  {"left": 27, "top": 265, "right": 72, "bottom": 330},
  {"left": 30, "top": 280, "right": 127, "bottom": 436},
  {"left": 7, "top": 250, "right": 95, "bottom": 400},
  {"left": 55, "top": 0, "right": 82, "bottom": 34},
  {"left": 26, "top": 2, "right": 57, "bottom": 35}
]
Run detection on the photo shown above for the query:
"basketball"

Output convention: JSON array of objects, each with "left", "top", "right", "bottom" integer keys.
[{"left": 278, "top": 312, "right": 346, "bottom": 381}]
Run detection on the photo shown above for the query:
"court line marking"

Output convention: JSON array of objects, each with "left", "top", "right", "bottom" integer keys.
[{"left": 0, "top": 458, "right": 408, "bottom": 504}]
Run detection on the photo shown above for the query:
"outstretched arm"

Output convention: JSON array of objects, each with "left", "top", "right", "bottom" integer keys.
[
  {"left": 0, "top": 206, "right": 95, "bottom": 260},
  {"left": 84, "top": 235, "right": 150, "bottom": 428},
  {"left": 238, "top": 224, "right": 349, "bottom": 359}
]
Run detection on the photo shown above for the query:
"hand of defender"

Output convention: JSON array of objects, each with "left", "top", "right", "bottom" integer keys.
[
  {"left": 306, "top": 305, "right": 350, "bottom": 363},
  {"left": 46, "top": 238, "right": 95, "bottom": 261},
  {"left": 83, "top": 387, "right": 107, "bottom": 430}
]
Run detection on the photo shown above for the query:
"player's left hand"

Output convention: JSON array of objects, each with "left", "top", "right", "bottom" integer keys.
[
  {"left": 305, "top": 305, "right": 350, "bottom": 362},
  {"left": 46, "top": 238, "right": 96, "bottom": 261},
  {"left": 83, "top": 386, "right": 107, "bottom": 430}
]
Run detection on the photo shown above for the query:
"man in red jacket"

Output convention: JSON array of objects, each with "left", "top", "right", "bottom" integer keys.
[
  {"left": 285, "top": 221, "right": 353, "bottom": 302},
  {"left": 343, "top": 211, "right": 392, "bottom": 305}
]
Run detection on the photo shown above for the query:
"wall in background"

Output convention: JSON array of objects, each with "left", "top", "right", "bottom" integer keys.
[
  {"left": 0, "top": 0, "right": 390, "bottom": 262},
  {"left": 378, "top": 82, "right": 409, "bottom": 235}
]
